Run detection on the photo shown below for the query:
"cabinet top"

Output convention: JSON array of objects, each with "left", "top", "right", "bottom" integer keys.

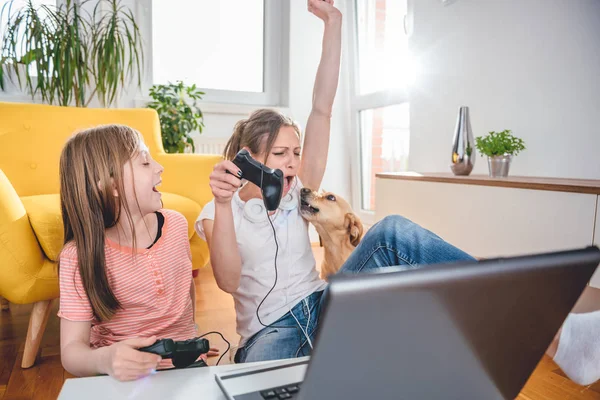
[{"left": 375, "top": 172, "right": 600, "bottom": 195}]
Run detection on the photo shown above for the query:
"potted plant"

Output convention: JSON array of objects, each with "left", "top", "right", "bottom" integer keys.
[
  {"left": 147, "top": 81, "right": 205, "bottom": 154},
  {"left": 0, "top": 0, "right": 143, "bottom": 107},
  {"left": 475, "top": 129, "right": 526, "bottom": 177}
]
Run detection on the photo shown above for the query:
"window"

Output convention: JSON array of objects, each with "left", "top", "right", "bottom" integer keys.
[
  {"left": 359, "top": 103, "right": 409, "bottom": 211},
  {"left": 149, "top": 0, "right": 286, "bottom": 105},
  {"left": 348, "top": 0, "right": 412, "bottom": 218},
  {"left": 356, "top": 0, "right": 412, "bottom": 94}
]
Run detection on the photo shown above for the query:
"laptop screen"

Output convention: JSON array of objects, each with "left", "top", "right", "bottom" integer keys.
[{"left": 215, "top": 247, "right": 600, "bottom": 400}]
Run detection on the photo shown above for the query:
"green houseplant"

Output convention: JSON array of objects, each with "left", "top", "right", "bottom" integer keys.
[
  {"left": 147, "top": 81, "right": 205, "bottom": 154},
  {"left": 475, "top": 129, "right": 526, "bottom": 177},
  {"left": 0, "top": 0, "right": 143, "bottom": 107}
]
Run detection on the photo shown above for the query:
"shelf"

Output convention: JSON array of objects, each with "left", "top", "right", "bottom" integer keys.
[{"left": 375, "top": 172, "right": 600, "bottom": 195}]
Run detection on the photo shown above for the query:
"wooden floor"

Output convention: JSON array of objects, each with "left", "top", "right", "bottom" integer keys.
[{"left": 2, "top": 246, "right": 600, "bottom": 399}]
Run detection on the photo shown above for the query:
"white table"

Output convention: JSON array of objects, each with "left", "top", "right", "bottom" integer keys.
[{"left": 58, "top": 357, "right": 306, "bottom": 400}]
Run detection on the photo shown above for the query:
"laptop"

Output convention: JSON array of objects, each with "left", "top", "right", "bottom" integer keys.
[{"left": 215, "top": 246, "right": 600, "bottom": 400}]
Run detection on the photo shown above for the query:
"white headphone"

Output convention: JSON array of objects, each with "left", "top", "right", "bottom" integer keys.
[{"left": 240, "top": 178, "right": 299, "bottom": 223}]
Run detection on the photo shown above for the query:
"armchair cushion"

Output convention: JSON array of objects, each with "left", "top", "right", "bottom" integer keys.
[
  {"left": 161, "top": 193, "right": 202, "bottom": 239},
  {"left": 20, "top": 194, "right": 63, "bottom": 261}
]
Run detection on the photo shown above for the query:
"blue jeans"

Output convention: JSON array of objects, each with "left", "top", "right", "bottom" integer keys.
[{"left": 234, "top": 215, "right": 476, "bottom": 363}]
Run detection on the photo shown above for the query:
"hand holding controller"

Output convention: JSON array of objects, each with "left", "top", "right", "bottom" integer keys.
[
  {"left": 228, "top": 149, "right": 284, "bottom": 211},
  {"left": 138, "top": 337, "right": 210, "bottom": 369}
]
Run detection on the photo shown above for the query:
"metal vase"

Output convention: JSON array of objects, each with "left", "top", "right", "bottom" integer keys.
[
  {"left": 487, "top": 155, "right": 512, "bottom": 177},
  {"left": 450, "top": 106, "right": 475, "bottom": 175}
]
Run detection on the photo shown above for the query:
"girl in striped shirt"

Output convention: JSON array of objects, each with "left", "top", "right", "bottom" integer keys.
[{"left": 58, "top": 125, "right": 215, "bottom": 381}]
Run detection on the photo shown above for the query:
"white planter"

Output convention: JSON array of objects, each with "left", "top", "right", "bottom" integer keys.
[{"left": 487, "top": 155, "right": 512, "bottom": 178}]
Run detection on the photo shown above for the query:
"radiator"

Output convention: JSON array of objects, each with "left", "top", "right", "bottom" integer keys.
[{"left": 195, "top": 138, "right": 227, "bottom": 155}]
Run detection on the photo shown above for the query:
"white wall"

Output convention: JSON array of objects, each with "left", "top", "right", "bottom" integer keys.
[{"left": 408, "top": 0, "right": 600, "bottom": 179}]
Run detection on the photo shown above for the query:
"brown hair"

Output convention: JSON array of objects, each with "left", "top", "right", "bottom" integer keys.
[
  {"left": 59, "top": 124, "right": 143, "bottom": 322},
  {"left": 223, "top": 109, "right": 301, "bottom": 163}
]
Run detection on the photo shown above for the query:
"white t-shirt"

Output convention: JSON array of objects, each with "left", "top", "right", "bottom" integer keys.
[{"left": 195, "top": 177, "right": 327, "bottom": 345}]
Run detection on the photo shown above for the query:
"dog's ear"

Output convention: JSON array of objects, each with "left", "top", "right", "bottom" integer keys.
[{"left": 344, "top": 213, "right": 364, "bottom": 247}]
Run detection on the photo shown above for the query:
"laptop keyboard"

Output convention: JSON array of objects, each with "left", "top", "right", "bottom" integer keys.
[{"left": 260, "top": 382, "right": 301, "bottom": 399}]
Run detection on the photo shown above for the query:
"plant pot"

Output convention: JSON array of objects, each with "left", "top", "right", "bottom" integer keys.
[{"left": 487, "top": 154, "right": 512, "bottom": 177}]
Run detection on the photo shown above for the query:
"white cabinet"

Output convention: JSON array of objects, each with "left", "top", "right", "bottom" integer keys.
[{"left": 375, "top": 173, "right": 600, "bottom": 287}]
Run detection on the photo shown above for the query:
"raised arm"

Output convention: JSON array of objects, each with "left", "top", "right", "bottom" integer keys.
[{"left": 298, "top": 0, "right": 342, "bottom": 190}]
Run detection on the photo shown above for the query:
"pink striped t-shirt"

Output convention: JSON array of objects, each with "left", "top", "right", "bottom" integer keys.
[{"left": 58, "top": 209, "right": 196, "bottom": 368}]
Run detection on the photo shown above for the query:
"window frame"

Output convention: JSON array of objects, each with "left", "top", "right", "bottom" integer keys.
[
  {"left": 345, "top": 0, "right": 410, "bottom": 225},
  {"left": 139, "top": 0, "right": 289, "bottom": 106}
]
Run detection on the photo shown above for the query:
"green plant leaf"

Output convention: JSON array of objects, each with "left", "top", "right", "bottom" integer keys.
[
  {"left": 146, "top": 81, "right": 205, "bottom": 153},
  {"left": 475, "top": 129, "right": 526, "bottom": 157}
]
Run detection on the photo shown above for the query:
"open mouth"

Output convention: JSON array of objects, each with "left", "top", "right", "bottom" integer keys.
[
  {"left": 284, "top": 176, "right": 294, "bottom": 192},
  {"left": 153, "top": 181, "right": 161, "bottom": 193},
  {"left": 300, "top": 198, "right": 319, "bottom": 214}
]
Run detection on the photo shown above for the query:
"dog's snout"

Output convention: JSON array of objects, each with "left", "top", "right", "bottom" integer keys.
[{"left": 300, "top": 188, "right": 312, "bottom": 196}]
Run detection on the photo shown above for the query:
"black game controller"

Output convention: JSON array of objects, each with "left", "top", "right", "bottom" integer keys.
[
  {"left": 139, "top": 337, "right": 210, "bottom": 369},
  {"left": 229, "top": 149, "right": 284, "bottom": 211}
]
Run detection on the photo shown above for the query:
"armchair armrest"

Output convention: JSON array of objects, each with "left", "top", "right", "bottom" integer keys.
[
  {"left": 0, "top": 169, "right": 50, "bottom": 304},
  {"left": 154, "top": 153, "right": 222, "bottom": 208}
]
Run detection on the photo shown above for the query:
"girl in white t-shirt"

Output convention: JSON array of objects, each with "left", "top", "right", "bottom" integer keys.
[{"left": 196, "top": 0, "right": 474, "bottom": 363}]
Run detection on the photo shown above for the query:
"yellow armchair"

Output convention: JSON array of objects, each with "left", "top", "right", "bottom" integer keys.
[{"left": 0, "top": 101, "right": 221, "bottom": 368}]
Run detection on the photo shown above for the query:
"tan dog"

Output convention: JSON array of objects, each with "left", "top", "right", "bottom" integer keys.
[{"left": 299, "top": 187, "right": 364, "bottom": 280}]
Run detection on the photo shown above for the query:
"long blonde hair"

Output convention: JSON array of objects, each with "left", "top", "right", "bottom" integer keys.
[
  {"left": 223, "top": 109, "right": 301, "bottom": 163},
  {"left": 59, "top": 124, "right": 143, "bottom": 322}
]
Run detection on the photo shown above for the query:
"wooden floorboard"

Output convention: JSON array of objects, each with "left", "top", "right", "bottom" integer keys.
[
  {"left": 0, "top": 345, "right": 18, "bottom": 395},
  {"left": 1, "top": 246, "right": 599, "bottom": 399},
  {"left": 4, "top": 351, "right": 36, "bottom": 400}
]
